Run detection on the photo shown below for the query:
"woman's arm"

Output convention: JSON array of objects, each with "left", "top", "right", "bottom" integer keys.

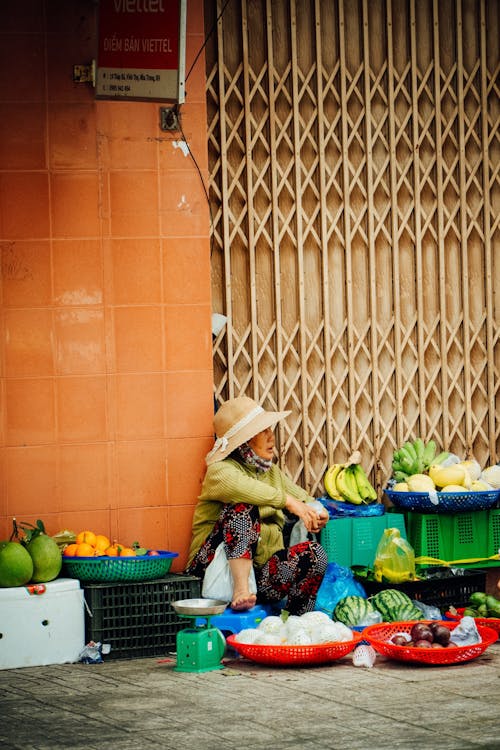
[
  {"left": 200, "top": 460, "right": 287, "bottom": 508},
  {"left": 284, "top": 495, "right": 328, "bottom": 533},
  {"left": 279, "top": 470, "right": 329, "bottom": 532}
]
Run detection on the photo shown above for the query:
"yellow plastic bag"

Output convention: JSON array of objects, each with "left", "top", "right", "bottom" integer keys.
[{"left": 373, "top": 528, "right": 416, "bottom": 583}]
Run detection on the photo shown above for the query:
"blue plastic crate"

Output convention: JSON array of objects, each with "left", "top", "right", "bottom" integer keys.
[{"left": 194, "top": 604, "right": 273, "bottom": 634}]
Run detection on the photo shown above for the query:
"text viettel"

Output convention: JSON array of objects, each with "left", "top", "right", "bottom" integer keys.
[{"left": 113, "top": 0, "right": 165, "bottom": 12}]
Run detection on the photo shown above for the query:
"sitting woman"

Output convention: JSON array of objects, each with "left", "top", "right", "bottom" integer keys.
[{"left": 185, "top": 396, "right": 329, "bottom": 613}]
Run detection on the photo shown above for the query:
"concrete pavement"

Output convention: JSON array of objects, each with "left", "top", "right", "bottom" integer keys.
[{"left": 1, "top": 634, "right": 499, "bottom": 750}]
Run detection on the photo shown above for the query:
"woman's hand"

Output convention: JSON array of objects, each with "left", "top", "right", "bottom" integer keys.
[{"left": 285, "top": 496, "right": 329, "bottom": 534}]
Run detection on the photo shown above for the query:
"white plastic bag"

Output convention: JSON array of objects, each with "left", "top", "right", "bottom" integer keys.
[
  {"left": 449, "top": 615, "right": 481, "bottom": 646},
  {"left": 201, "top": 543, "right": 257, "bottom": 602},
  {"left": 289, "top": 500, "right": 327, "bottom": 546}
]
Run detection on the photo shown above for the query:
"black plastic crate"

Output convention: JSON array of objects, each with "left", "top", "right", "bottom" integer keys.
[
  {"left": 82, "top": 574, "right": 201, "bottom": 660},
  {"left": 356, "top": 568, "right": 487, "bottom": 614}
]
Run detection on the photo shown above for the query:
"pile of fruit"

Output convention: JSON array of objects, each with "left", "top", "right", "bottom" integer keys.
[
  {"left": 334, "top": 589, "right": 423, "bottom": 626},
  {"left": 62, "top": 531, "right": 158, "bottom": 558},
  {"left": 390, "top": 438, "right": 500, "bottom": 493},
  {"left": 462, "top": 591, "right": 500, "bottom": 619},
  {"left": 0, "top": 519, "right": 62, "bottom": 588},
  {"left": 234, "top": 610, "right": 354, "bottom": 646},
  {"left": 389, "top": 621, "right": 456, "bottom": 649},
  {"left": 324, "top": 451, "right": 378, "bottom": 505}
]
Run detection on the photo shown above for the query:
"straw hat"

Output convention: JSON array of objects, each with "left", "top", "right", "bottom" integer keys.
[{"left": 205, "top": 396, "right": 291, "bottom": 465}]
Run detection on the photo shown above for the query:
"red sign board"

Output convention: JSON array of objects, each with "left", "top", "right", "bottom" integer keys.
[{"left": 96, "top": 0, "right": 186, "bottom": 102}]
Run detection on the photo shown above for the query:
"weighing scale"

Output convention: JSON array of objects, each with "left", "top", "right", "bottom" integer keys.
[{"left": 172, "top": 598, "right": 228, "bottom": 673}]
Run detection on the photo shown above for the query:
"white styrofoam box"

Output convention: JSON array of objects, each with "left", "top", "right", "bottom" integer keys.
[{"left": 0, "top": 577, "right": 85, "bottom": 670}]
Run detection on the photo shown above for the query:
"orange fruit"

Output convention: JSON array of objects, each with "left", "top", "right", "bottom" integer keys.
[
  {"left": 76, "top": 530, "right": 97, "bottom": 547},
  {"left": 62, "top": 543, "right": 78, "bottom": 557},
  {"left": 118, "top": 547, "right": 136, "bottom": 557},
  {"left": 75, "top": 542, "right": 95, "bottom": 557},
  {"left": 104, "top": 544, "right": 120, "bottom": 557},
  {"left": 94, "top": 534, "right": 111, "bottom": 552}
]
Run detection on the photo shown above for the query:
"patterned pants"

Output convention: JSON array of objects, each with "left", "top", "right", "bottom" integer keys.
[{"left": 186, "top": 503, "right": 328, "bottom": 615}]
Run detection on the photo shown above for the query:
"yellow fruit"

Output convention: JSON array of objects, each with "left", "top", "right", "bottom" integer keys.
[
  {"left": 440, "top": 484, "right": 468, "bottom": 493},
  {"left": 407, "top": 474, "right": 435, "bottom": 492},
  {"left": 429, "top": 463, "right": 467, "bottom": 488},
  {"left": 470, "top": 480, "right": 490, "bottom": 491},
  {"left": 456, "top": 460, "right": 481, "bottom": 481},
  {"left": 74, "top": 542, "right": 95, "bottom": 556},
  {"left": 76, "top": 530, "right": 97, "bottom": 547},
  {"left": 392, "top": 482, "right": 409, "bottom": 492},
  {"left": 118, "top": 547, "right": 136, "bottom": 557},
  {"left": 94, "top": 534, "right": 111, "bottom": 552}
]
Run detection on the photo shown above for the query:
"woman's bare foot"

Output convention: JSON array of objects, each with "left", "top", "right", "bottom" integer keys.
[{"left": 231, "top": 590, "right": 257, "bottom": 611}]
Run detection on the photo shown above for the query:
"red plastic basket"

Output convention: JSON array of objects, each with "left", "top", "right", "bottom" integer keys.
[
  {"left": 445, "top": 608, "right": 500, "bottom": 634},
  {"left": 226, "top": 631, "right": 363, "bottom": 666},
  {"left": 363, "top": 620, "right": 498, "bottom": 665}
]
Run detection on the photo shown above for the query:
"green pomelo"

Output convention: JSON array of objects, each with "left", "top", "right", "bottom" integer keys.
[
  {"left": 0, "top": 541, "right": 34, "bottom": 587},
  {"left": 27, "top": 534, "right": 62, "bottom": 583}
]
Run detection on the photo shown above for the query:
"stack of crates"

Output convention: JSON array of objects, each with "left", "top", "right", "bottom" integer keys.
[
  {"left": 82, "top": 573, "right": 201, "bottom": 660},
  {"left": 406, "top": 507, "right": 500, "bottom": 567}
]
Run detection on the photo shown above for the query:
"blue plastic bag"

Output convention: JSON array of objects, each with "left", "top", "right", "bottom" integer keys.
[
  {"left": 314, "top": 561, "right": 367, "bottom": 616},
  {"left": 318, "top": 495, "right": 385, "bottom": 518}
]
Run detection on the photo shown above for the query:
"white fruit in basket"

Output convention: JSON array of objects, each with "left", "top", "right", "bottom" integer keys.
[
  {"left": 257, "top": 616, "right": 284, "bottom": 635},
  {"left": 331, "top": 621, "right": 354, "bottom": 642},
  {"left": 299, "top": 611, "right": 332, "bottom": 631},
  {"left": 286, "top": 629, "right": 312, "bottom": 646},
  {"left": 311, "top": 624, "right": 340, "bottom": 643},
  {"left": 284, "top": 615, "right": 304, "bottom": 636},
  {"left": 407, "top": 474, "right": 435, "bottom": 492},
  {"left": 235, "top": 628, "right": 261, "bottom": 644},
  {"left": 481, "top": 465, "right": 500, "bottom": 489},
  {"left": 255, "top": 632, "right": 283, "bottom": 645}
]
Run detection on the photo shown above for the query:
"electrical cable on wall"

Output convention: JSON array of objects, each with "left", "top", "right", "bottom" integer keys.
[
  {"left": 173, "top": 0, "right": 233, "bottom": 255},
  {"left": 185, "top": 0, "right": 232, "bottom": 83},
  {"left": 170, "top": 0, "right": 233, "bottom": 256},
  {"left": 177, "top": 118, "right": 215, "bottom": 257}
]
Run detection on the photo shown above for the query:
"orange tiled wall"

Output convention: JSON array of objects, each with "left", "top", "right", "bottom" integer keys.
[{"left": 0, "top": 0, "right": 214, "bottom": 571}]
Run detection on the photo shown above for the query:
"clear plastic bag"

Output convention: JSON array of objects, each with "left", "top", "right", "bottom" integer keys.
[
  {"left": 373, "top": 527, "right": 416, "bottom": 583},
  {"left": 412, "top": 600, "right": 442, "bottom": 620}
]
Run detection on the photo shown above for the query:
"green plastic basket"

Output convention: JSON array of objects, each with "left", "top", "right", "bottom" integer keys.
[{"left": 62, "top": 551, "right": 178, "bottom": 583}]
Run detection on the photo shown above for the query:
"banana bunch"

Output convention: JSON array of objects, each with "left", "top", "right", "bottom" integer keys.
[
  {"left": 392, "top": 438, "right": 449, "bottom": 482},
  {"left": 324, "top": 462, "right": 378, "bottom": 505}
]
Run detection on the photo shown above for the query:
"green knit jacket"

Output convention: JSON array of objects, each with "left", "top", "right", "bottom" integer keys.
[{"left": 187, "top": 458, "right": 314, "bottom": 568}]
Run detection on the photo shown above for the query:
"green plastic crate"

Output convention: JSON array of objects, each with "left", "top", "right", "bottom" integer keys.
[
  {"left": 407, "top": 508, "right": 500, "bottom": 567},
  {"left": 488, "top": 509, "right": 500, "bottom": 556},
  {"left": 320, "top": 513, "right": 407, "bottom": 567}
]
